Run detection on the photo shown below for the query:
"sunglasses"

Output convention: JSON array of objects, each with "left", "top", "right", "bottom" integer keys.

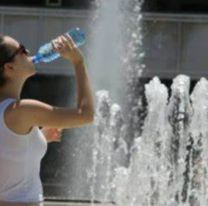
[{"left": 0, "top": 44, "right": 30, "bottom": 67}]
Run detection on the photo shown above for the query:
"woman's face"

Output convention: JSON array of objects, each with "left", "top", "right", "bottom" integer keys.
[{"left": 3, "top": 36, "right": 36, "bottom": 80}]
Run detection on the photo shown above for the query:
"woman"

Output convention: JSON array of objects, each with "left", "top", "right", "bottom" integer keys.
[{"left": 0, "top": 33, "right": 95, "bottom": 206}]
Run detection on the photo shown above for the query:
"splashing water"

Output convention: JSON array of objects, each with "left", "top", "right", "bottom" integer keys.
[
  {"left": 92, "top": 75, "right": 208, "bottom": 206},
  {"left": 88, "top": 0, "right": 144, "bottom": 203},
  {"left": 113, "top": 77, "right": 170, "bottom": 206},
  {"left": 87, "top": 0, "right": 208, "bottom": 206},
  {"left": 87, "top": 0, "right": 125, "bottom": 104}
]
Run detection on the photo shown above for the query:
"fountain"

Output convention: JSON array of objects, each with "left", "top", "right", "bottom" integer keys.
[
  {"left": 92, "top": 74, "right": 208, "bottom": 206},
  {"left": 86, "top": 0, "right": 208, "bottom": 206}
]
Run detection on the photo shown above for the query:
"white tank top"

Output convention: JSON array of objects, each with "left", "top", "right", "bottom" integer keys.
[{"left": 0, "top": 98, "right": 48, "bottom": 203}]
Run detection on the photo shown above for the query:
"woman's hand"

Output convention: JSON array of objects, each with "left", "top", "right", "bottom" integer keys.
[
  {"left": 52, "top": 34, "right": 84, "bottom": 66},
  {"left": 41, "top": 127, "right": 63, "bottom": 143}
]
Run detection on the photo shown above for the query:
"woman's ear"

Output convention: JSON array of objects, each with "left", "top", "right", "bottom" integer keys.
[{"left": 3, "top": 62, "right": 15, "bottom": 77}]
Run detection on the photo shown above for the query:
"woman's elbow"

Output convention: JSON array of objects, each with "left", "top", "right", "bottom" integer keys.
[
  {"left": 86, "top": 111, "right": 94, "bottom": 123},
  {"left": 82, "top": 110, "right": 95, "bottom": 123}
]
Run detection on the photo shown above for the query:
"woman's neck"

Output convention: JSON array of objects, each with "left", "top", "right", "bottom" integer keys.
[{"left": 0, "top": 80, "right": 25, "bottom": 100}]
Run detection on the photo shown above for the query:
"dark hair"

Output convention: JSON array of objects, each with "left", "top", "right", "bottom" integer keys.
[{"left": 0, "top": 35, "right": 11, "bottom": 87}]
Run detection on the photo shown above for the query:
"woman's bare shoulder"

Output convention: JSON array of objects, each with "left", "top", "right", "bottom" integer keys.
[
  {"left": 5, "top": 98, "right": 53, "bottom": 121},
  {"left": 4, "top": 98, "right": 53, "bottom": 134}
]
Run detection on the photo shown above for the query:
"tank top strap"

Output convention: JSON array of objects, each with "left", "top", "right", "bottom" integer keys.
[{"left": 0, "top": 98, "right": 17, "bottom": 115}]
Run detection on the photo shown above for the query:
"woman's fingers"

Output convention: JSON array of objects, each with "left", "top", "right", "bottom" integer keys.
[
  {"left": 64, "top": 33, "right": 77, "bottom": 48},
  {"left": 52, "top": 36, "right": 66, "bottom": 52},
  {"left": 60, "top": 36, "right": 73, "bottom": 50},
  {"left": 42, "top": 127, "right": 63, "bottom": 142},
  {"left": 53, "top": 34, "right": 75, "bottom": 49},
  {"left": 51, "top": 34, "right": 83, "bottom": 64},
  {"left": 52, "top": 128, "right": 62, "bottom": 136}
]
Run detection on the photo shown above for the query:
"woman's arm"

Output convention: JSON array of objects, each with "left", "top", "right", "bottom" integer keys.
[
  {"left": 74, "top": 61, "right": 94, "bottom": 118},
  {"left": 5, "top": 34, "right": 95, "bottom": 130},
  {"left": 57, "top": 34, "right": 95, "bottom": 118}
]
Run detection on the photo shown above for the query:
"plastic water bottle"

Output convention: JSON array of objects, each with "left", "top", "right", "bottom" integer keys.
[{"left": 32, "top": 27, "right": 85, "bottom": 64}]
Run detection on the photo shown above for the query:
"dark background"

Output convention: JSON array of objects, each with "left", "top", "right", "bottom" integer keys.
[
  {"left": 0, "top": 0, "right": 92, "bottom": 9},
  {"left": 143, "top": 0, "right": 208, "bottom": 13},
  {"left": 1, "top": 0, "right": 208, "bottom": 13}
]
